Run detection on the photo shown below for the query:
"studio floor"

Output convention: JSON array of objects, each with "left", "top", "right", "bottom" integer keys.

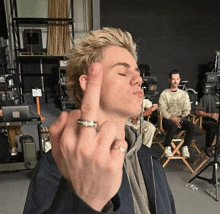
[{"left": 0, "top": 103, "right": 220, "bottom": 214}]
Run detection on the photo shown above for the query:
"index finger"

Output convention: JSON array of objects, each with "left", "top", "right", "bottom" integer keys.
[{"left": 81, "top": 62, "right": 103, "bottom": 121}]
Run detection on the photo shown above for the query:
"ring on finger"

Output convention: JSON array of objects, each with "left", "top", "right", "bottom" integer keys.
[
  {"left": 112, "top": 145, "right": 127, "bottom": 154},
  {"left": 77, "top": 119, "right": 98, "bottom": 128}
]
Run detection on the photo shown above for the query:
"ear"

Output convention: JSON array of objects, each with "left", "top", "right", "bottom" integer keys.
[{"left": 79, "top": 75, "right": 87, "bottom": 91}]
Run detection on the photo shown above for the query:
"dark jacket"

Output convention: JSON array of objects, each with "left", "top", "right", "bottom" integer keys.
[{"left": 23, "top": 145, "right": 176, "bottom": 214}]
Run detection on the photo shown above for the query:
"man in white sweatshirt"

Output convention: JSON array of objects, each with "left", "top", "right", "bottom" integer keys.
[{"left": 159, "top": 69, "right": 195, "bottom": 158}]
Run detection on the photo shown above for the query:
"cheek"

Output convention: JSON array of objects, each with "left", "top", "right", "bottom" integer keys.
[
  {"left": 101, "top": 85, "right": 126, "bottom": 101},
  {"left": 101, "top": 77, "right": 126, "bottom": 96},
  {"left": 100, "top": 82, "right": 127, "bottom": 104}
]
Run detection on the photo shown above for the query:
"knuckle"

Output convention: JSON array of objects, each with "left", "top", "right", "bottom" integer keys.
[
  {"left": 78, "top": 148, "right": 89, "bottom": 158},
  {"left": 81, "top": 102, "right": 93, "bottom": 114},
  {"left": 106, "top": 165, "right": 115, "bottom": 174},
  {"left": 74, "top": 144, "right": 92, "bottom": 159}
]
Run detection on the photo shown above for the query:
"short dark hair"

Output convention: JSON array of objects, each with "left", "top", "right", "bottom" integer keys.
[{"left": 169, "top": 69, "right": 181, "bottom": 79}]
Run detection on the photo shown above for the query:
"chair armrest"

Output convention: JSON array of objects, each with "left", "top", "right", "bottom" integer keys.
[
  {"left": 157, "top": 111, "right": 165, "bottom": 133},
  {"left": 199, "top": 115, "right": 203, "bottom": 130}
]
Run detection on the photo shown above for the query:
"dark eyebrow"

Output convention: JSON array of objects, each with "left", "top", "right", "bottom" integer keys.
[{"left": 111, "top": 62, "right": 140, "bottom": 74}]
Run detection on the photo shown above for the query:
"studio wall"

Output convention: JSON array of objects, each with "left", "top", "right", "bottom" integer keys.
[{"left": 100, "top": 0, "right": 220, "bottom": 94}]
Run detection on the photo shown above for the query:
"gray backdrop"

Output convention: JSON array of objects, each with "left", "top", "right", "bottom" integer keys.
[{"left": 100, "top": 0, "right": 220, "bottom": 99}]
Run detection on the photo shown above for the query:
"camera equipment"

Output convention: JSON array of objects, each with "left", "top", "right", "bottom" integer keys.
[
  {"left": 204, "top": 71, "right": 220, "bottom": 94},
  {"left": 142, "top": 76, "right": 158, "bottom": 94},
  {"left": 142, "top": 76, "right": 159, "bottom": 102},
  {"left": 204, "top": 51, "right": 220, "bottom": 95},
  {"left": 188, "top": 51, "right": 220, "bottom": 201}
]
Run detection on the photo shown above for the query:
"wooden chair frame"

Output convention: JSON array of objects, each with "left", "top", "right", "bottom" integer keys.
[
  {"left": 191, "top": 115, "right": 216, "bottom": 173},
  {"left": 156, "top": 113, "right": 195, "bottom": 173}
]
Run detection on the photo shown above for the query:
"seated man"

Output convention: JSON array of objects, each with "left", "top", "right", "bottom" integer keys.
[
  {"left": 0, "top": 98, "right": 22, "bottom": 156},
  {"left": 159, "top": 69, "right": 195, "bottom": 158},
  {"left": 126, "top": 98, "right": 157, "bottom": 147},
  {"left": 6, "top": 126, "right": 22, "bottom": 156},
  {"left": 196, "top": 93, "right": 219, "bottom": 157}
]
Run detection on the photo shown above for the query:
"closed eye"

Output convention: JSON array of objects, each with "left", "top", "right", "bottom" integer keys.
[{"left": 118, "top": 73, "right": 127, "bottom": 76}]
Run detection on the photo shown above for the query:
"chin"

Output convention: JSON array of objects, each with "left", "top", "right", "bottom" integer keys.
[{"left": 129, "top": 107, "right": 142, "bottom": 117}]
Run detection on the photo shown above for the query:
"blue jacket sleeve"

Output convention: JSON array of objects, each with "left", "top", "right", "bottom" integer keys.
[
  {"left": 43, "top": 177, "right": 121, "bottom": 213},
  {"left": 23, "top": 151, "right": 121, "bottom": 214}
]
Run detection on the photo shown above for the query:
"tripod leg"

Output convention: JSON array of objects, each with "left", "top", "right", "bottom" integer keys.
[
  {"left": 214, "top": 163, "right": 219, "bottom": 201},
  {"left": 188, "top": 161, "right": 213, "bottom": 183}
]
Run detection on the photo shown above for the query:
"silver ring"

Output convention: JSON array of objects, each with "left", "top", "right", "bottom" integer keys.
[
  {"left": 77, "top": 119, "right": 98, "bottom": 128},
  {"left": 112, "top": 145, "right": 127, "bottom": 154}
]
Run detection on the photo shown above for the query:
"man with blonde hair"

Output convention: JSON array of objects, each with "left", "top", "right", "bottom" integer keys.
[{"left": 24, "top": 27, "right": 176, "bottom": 214}]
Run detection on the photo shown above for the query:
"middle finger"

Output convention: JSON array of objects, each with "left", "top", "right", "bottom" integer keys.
[{"left": 80, "top": 62, "right": 103, "bottom": 122}]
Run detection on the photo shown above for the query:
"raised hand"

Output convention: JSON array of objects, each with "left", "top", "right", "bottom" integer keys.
[{"left": 49, "top": 62, "right": 128, "bottom": 211}]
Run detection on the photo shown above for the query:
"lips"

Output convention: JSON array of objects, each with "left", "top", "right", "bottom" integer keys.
[{"left": 133, "top": 90, "right": 144, "bottom": 98}]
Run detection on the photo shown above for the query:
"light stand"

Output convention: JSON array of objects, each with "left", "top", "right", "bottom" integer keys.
[
  {"left": 214, "top": 51, "right": 220, "bottom": 71},
  {"left": 187, "top": 51, "right": 220, "bottom": 201},
  {"left": 140, "top": 99, "right": 144, "bottom": 139},
  {"left": 188, "top": 86, "right": 220, "bottom": 200},
  {"left": 188, "top": 122, "right": 220, "bottom": 201}
]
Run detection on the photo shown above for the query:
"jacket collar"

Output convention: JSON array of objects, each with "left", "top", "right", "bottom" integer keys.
[{"left": 125, "top": 125, "right": 159, "bottom": 159}]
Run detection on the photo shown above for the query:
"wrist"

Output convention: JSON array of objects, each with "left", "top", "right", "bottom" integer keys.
[
  {"left": 205, "top": 113, "right": 210, "bottom": 117},
  {"left": 169, "top": 116, "right": 177, "bottom": 121},
  {"left": 180, "top": 113, "right": 186, "bottom": 118}
]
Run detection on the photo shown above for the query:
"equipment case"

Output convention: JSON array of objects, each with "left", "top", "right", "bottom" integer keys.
[{"left": 20, "top": 135, "right": 37, "bottom": 162}]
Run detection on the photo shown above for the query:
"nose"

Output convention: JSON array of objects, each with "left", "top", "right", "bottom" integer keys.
[{"left": 131, "top": 73, "right": 143, "bottom": 87}]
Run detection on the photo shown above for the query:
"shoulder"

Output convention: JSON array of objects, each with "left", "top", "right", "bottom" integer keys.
[
  {"left": 200, "top": 94, "right": 208, "bottom": 101},
  {"left": 161, "top": 89, "right": 170, "bottom": 94},
  {"left": 138, "top": 144, "right": 160, "bottom": 159},
  {"left": 178, "top": 89, "right": 189, "bottom": 97},
  {"left": 143, "top": 99, "right": 152, "bottom": 108},
  {"left": 200, "top": 94, "right": 213, "bottom": 102},
  {"left": 206, "top": 94, "right": 215, "bottom": 100},
  {"left": 177, "top": 89, "right": 185, "bottom": 93},
  {"left": 159, "top": 89, "right": 170, "bottom": 97}
]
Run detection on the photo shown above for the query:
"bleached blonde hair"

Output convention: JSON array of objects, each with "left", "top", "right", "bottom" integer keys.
[{"left": 66, "top": 27, "right": 137, "bottom": 107}]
